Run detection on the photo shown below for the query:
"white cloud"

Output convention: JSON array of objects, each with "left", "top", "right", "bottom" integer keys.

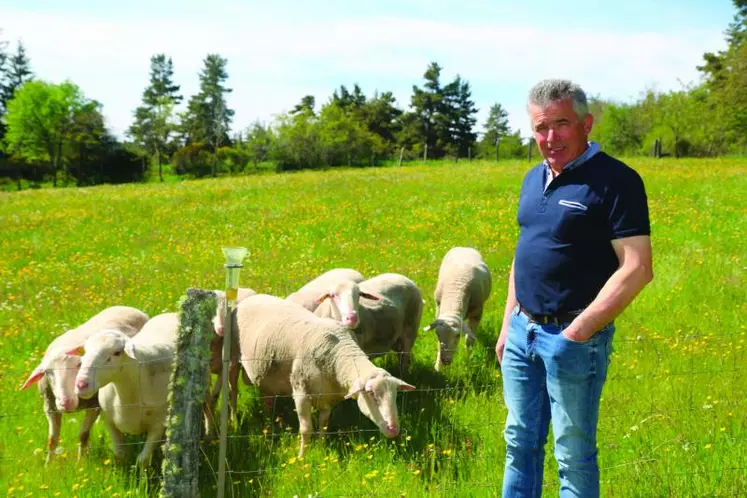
[{"left": 0, "top": 7, "right": 727, "bottom": 139}]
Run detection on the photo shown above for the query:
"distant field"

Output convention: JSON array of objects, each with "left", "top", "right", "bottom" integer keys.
[{"left": 0, "top": 157, "right": 745, "bottom": 497}]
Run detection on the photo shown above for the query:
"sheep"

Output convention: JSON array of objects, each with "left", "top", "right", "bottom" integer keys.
[
  {"left": 20, "top": 305, "right": 149, "bottom": 462},
  {"left": 424, "top": 247, "right": 492, "bottom": 371},
  {"left": 314, "top": 273, "right": 424, "bottom": 373},
  {"left": 72, "top": 312, "right": 182, "bottom": 466},
  {"left": 209, "top": 287, "right": 257, "bottom": 426},
  {"left": 285, "top": 268, "right": 364, "bottom": 312},
  {"left": 234, "top": 294, "right": 415, "bottom": 457}
]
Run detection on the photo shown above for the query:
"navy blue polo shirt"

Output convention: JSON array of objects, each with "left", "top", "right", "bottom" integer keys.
[{"left": 514, "top": 150, "right": 650, "bottom": 316}]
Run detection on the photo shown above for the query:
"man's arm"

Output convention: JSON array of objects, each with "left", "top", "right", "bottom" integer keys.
[
  {"left": 563, "top": 235, "right": 653, "bottom": 342},
  {"left": 495, "top": 258, "right": 518, "bottom": 364}
]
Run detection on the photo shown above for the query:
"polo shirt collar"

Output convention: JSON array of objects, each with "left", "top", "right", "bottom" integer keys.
[{"left": 544, "top": 141, "right": 601, "bottom": 190}]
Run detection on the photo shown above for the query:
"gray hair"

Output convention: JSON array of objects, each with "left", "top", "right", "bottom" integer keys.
[{"left": 527, "top": 79, "right": 589, "bottom": 120}]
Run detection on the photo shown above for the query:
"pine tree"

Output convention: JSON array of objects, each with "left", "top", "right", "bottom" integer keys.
[
  {"left": 408, "top": 62, "right": 445, "bottom": 158},
  {"left": 453, "top": 78, "right": 478, "bottom": 158},
  {"left": 128, "top": 54, "right": 182, "bottom": 182},
  {"left": 482, "top": 103, "right": 510, "bottom": 147},
  {"left": 180, "top": 54, "right": 234, "bottom": 176},
  {"left": 1, "top": 42, "right": 33, "bottom": 104}
]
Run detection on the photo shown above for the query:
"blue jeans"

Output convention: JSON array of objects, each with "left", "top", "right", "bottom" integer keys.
[{"left": 501, "top": 305, "right": 615, "bottom": 498}]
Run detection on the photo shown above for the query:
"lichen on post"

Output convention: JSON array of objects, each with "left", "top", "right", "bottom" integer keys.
[{"left": 160, "top": 288, "right": 217, "bottom": 498}]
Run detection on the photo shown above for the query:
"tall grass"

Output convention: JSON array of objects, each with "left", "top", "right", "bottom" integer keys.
[{"left": 0, "top": 157, "right": 745, "bottom": 496}]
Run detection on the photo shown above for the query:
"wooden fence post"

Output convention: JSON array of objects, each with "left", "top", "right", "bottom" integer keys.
[
  {"left": 423, "top": 144, "right": 428, "bottom": 164},
  {"left": 161, "top": 288, "right": 217, "bottom": 498}
]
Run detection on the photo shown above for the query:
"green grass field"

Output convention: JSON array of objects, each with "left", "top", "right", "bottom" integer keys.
[{"left": 1, "top": 158, "right": 745, "bottom": 497}]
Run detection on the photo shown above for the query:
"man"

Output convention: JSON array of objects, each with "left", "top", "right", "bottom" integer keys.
[{"left": 495, "top": 79, "right": 653, "bottom": 497}]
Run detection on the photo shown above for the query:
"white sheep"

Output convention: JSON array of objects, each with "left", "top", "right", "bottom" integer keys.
[
  {"left": 314, "top": 273, "right": 424, "bottom": 373},
  {"left": 20, "top": 305, "right": 149, "bottom": 462},
  {"left": 285, "top": 268, "right": 364, "bottom": 312},
  {"left": 424, "top": 247, "right": 492, "bottom": 370},
  {"left": 73, "top": 312, "right": 181, "bottom": 466},
  {"left": 234, "top": 294, "right": 415, "bottom": 457},
  {"left": 209, "top": 287, "right": 257, "bottom": 426}
]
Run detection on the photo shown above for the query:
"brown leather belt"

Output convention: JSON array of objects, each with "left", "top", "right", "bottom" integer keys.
[{"left": 519, "top": 304, "right": 579, "bottom": 326}]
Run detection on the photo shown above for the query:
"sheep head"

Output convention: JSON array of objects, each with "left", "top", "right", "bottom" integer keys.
[
  {"left": 424, "top": 316, "right": 474, "bottom": 370},
  {"left": 73, "top": 329, "right": 133, "bottom": 400},
  {"left": 345, "top": 370, "right": 414, "bottom": 438}
]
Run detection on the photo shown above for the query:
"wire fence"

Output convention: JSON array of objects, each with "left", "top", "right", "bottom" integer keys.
[{"left": 8, "top": 335, "right": 746, "bottom": 496}]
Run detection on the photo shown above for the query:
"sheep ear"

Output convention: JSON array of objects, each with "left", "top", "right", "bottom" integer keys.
[
  {"left": 359, "top": 292, "right": 381, "bottom": 301},
  {"left": 395, "top": 379, "right": 416, "bottom": 392},
  {"left": 124, "top": 341, "right": 137, "bottom": 360},
  {"left": 315, "top": 292, "right": 331, "bottom": 305},
  {"left": 345, "top": 378, "right": 364, "bottom": 400},
  {"left": 423, "top": 320, "right": 438, "bottom": 332},
  {"left": 461, "top": 323, "right": 475, "bottom": 339},
  {"left": 66, "top": 345, "right": 85, "bottom": 356},
  {"left": 20, "top": 367, "right": 45, "bottom": 391}
]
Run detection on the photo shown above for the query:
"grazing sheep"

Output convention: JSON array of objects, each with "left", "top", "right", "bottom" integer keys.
[
  {"left": 209, "top": 287, "right": 257, "bottom": 426},
  {"left": 424, "top": 247, "right": 492, "bottom": 371},
  {"left": 314, "top": 273, "right": 424, "bottom": 373},
  {"left": 234, "top": 294, "right": 415, "bottom": 457},
  {"left": 285, "top": 268, "right": 364, "bottom": 312},
  {"left": 20, "top": 305, "right": 149, "bottom": 462},
  {"left": 73, "top": 313, "right": 182, "bottom": 466}
]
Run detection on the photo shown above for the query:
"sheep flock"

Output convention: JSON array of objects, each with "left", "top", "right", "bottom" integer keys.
[{"left": 20, "top": 246, "right": 492, "bottom": 465}]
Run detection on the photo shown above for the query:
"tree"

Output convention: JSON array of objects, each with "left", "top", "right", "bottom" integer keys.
[
  {"left": 292, "top": 95, "right": 316, "bottom": 116},
  {"left": 407, "top": 62, "right": 445, "bottom": 158},
  {"left": 698, "top": 0, "right": 747, "bottom": 152},
  {"left": 482, "top": 103, "right": 510, "bottom": 147},
  {"left": 243, "top": 121, "right": 273, "bottom": 168},
  {"left": 1, "top": 41, "right": 33, "bottom": 109},
  {"left": 128, "top": 54, "right": 182, "bottom": 181},
  {"left": 2, "top": 80, "right": 97, "bottom": 186},
  {"left": 180, "top": 54, "right": 234, "bottom": 175},
  {"left": 270, "top": 110, "right": 323, "bottom": 171},
  {"left": 317, "top": 102, "right": 382, "bottom": 166},
  {"left": 451, "top": 77, "right": 478, "bottom": 158},
  {"left": 68, "top": 99, "right": 108, "bottom": 184},
  {"left": 591, "top": 101, "right": 646, "bottom": 156},
  {"left": 360, "top": 91, "right": 402, "bottom": 153},
  {"left": 0, "top": 32, "right": 7, "bottom": 142},
  {"left": 0, "top": 36, "right": 33, "bottom": 143}
]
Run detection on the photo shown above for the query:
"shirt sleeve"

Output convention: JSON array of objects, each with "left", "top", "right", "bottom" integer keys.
[{"left": 606, "top": 167, "right": 651, "bottom": 239}]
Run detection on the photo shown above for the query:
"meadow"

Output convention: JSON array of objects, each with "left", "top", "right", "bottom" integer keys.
[{"left": 0, "top": 157, "right": 745, "bottom": 497}]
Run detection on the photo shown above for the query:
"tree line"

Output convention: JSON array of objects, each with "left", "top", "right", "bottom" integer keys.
[{"left": 1, "top": 0, "right": 745, "bottom": 189}]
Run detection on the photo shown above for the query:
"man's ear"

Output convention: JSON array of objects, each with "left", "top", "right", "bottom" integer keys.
[{"left": 583, "top": 113, "right": 594, "bottom": 135}]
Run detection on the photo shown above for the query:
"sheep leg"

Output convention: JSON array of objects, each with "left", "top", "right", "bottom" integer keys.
[
  {"left": 398, "top": 330, "right": 414, "bottom": 374},
  {"left": 44, "top": 409, "right": 62, "bottom": 464},
  {"left": 318, "top": 406, "right": 332, "bottom": 440},
  {"left": 136, "top": 426, "right": 165, "bottom": 468},
  {"left": 466, "top": 311, "right": 482, "bottom": 348},
  {"left": 209, "top": 372, "right": 222, "bottom": 416},
  {"left": 293, "top": 394, "right": 314, "bottom": 458},
  {"left": 202, "top": 381, "right": 219, "bottom": 440},
  {"left": 104, "top": 416, "right": 127, "bottom": 464},
  {"left": 228, "top": 361, "right": 240, "bottom": 426},
  {"left": 77, "top": 407, "right": 100, "bottom": 461}
]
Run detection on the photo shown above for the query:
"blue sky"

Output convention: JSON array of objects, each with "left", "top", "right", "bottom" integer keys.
[{"left": 0, "top": 0, "right": 737, "bottom": 139}]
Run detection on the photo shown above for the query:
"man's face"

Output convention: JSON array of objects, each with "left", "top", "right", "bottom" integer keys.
[{"left": 530, "top": 98, "right": 593, "bottom": 171}]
